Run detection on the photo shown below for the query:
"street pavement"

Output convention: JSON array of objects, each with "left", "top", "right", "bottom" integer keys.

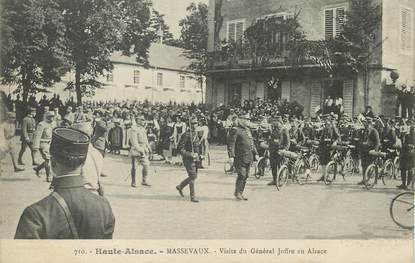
[{"left": 0, "top": 142, "right": 413, "bottom": 239}]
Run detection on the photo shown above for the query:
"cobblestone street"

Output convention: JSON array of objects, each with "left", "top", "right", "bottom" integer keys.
[{"left": 0, "top": 144, "right": 413, "bottom": 239}]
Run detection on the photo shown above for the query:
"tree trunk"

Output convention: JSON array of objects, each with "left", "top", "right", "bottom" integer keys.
[
  {"left": 21, "top": 67, "right": 30, "bottom": 104},
  {"left": 75, "top": 66, "right": 82, "bottom": 105}
]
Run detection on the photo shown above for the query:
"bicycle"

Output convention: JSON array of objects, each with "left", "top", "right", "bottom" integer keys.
[
  {"left": 275, "top": 150, "right": 302, "bottom": 190},
  {"left": 293, "top": 146, "right": 317, "bottom": 184},
  {"left": 324, "top": 143, "right": 353, "bottom": 185},
  {"left": 389, "top": 191, "right": 414, "bottom": 230},
  {"left": 255, "top": 148, "right": 271, "bottom": 179},
  {"left": 364, "top": 150, "right": 395, "bottom": 190}
]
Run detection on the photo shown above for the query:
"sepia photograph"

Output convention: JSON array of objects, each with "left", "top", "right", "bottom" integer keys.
[{"left": 0, "top": 0, "right": 414, "bottom": 262}]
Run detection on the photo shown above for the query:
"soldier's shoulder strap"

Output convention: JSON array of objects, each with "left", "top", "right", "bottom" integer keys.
[{"left": 51, "top": 192, "right": 79, "bottom": 239}]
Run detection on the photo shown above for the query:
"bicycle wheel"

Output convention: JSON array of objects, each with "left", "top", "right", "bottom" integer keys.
[
  {"left": 308, "top": 154, "right": 320, "bottom": 172},
  {"left": 364, "top": 164, "right": 378, "bottom": 190},
  {"left": 324, "top": 161, "right": 337, "bottom": 185},
  {"left": 294, "top": 159, "right": 307, "bottom": 185},
  {"left": 382, "top": 159, "right": 395, "bottom": 184},
  {"left": 276, "top": 165, "right": 288, "bottom": 190},
  {"left": 390, "top": 192, "right": 414, "bottom": 230}
]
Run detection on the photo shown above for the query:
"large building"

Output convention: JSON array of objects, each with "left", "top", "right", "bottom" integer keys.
[
  {"left": 3, "top": 43, "right": 204, "bottom": 104},
  {"left": 205, "top": 0, "right": 414, "bottom": 117}
]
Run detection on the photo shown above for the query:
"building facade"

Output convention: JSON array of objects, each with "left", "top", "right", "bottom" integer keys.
[
  {"left": 26, "top": 43, "right": 204, "bottom": 104},
  {"left": 206, "top": 0, "right": 415, "bottom": 117}
]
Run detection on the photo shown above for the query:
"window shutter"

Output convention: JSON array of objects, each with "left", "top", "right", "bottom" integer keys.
[
  {"left": 343, "top": 79, "right": 354, "bottom": 116},
  {"left": 401, "top": 8, "right": 412, "bottom": 51},
  {"left": 235, "top": 21, "right": 244, "bottom": 40},
  {"left": 325, "top": 9, "right": 334, "bottom": 40},
  {"left": 228, "top": 22, "right": 236, "bottom": 41},
  {"left": 310, "top": 80, "right": 322, "bottom": 116},
  {"left": 335, "top": 7, "right": 345, "bottom": 38}
]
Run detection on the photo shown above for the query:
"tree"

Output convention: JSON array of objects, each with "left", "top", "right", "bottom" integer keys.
[
  {"left": 61, "top": 0, "right": 154, "bottom": 104},
  {"left": 149, "top": 9, "right": 181, "bottom": 47},
  {"left": 179, "top": 3, "right": 208, "bottom": 76},
  {"left": 178, "top": 2, "right": 208, "bottom": 102},
  {"left": 1, "top": 0, "right": 67, "bottom": 103}
]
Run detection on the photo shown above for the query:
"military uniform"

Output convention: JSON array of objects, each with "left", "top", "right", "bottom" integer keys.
[
  {"left": 128, "top": 118, "right": 151, "bottom": 187},
  {"left": 33, "top": 112, "right": 54, "bottom": 181},
  {"left": 268, "top": 124, "right": 290, "bottom": 185},
  {"left": 176, "top": 119, "right": 201, "bottom": 202},
  {"left": 15, "top": 127, "right": 115, "bottom": 239},
  {"left": 361, "top": 126, "right": 381, "bottom": 178},
  {"left": 228, "top": 122, "right": 258, "bottom": 200},
  {"left": 18, "top": 110, "right": 37, "bottom": 165}
]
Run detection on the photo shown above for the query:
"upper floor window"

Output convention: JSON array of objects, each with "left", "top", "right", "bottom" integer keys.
[
  {"left": 401, "top": 7, "right": 413, "bottom": 52},
  {"left": 133, "top": 70, "right": 140, "bottom": 84},
  {"left": 227, "top": 19, "right": 245, "bottom": 41},
  {"left": 179, "top": 75, "right": 186, "bottom": 89},
  {"left": 157, "top": 72, "right": 163, "bottom": 86},
  {"left": 324, "top": 6, "right": 346, "bottom": 40},
  {"left": 107, "top": 71, "right": 113, "bottom": 82}
]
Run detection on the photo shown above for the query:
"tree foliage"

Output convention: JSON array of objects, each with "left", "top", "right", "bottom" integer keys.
[
  {"left": 61, "top": 0, "right": 154, "bottom": 104},
  {"left": 149, "top": 9, "right": 181, "bottom": 47},
  {"left": 1, "top": 0, "right": 67, "bottom": 102},
  {"left": 179, "top": 2, "right": 209, "bottom": 77}
]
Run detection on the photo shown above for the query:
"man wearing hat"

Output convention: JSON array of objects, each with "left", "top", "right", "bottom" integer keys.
[
  {"left": 2, "top": 112, "right": 24, "bottom": 172},
  {"left": 81, "top": 120, "right": 107, "bottom": 195},
  {"left": 17, "top": 106, "right": 38, "bottom": 166},
  {"left": 33, "top": 111, "right": 55, "bottom": 182},
  {"left": 15, "top": 127, "right": 115, "bottom": 239},
  {"left": 176, "top": 117, "right": 201, "bottom": 202},
  {"left": 128, "top": 115, "right": 152, "bottom": 187},
  {"left": 228, "top": 112, "right": 258, "bottom": 200},
  {"left": 267, "top": 116, "right": 290, "bottom": 186},
  {"left": 359, "top": 117, "right": 381, "bottom": 185}
]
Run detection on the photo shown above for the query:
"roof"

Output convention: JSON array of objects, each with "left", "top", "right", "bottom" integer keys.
[{"left": 110, "top": 43, "right": 192, "bottom": 72}]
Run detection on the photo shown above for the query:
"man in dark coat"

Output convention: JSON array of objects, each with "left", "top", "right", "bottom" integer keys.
[
  {"left": 228, "top": 113, "right": 258, "bottom": 200},
  {"left": 176, "top": 117, "right": 201, "bottom": 203},
  {"left": 359, "top": 118, "right": 381, "bottom": 185},
  {"left": 267, "top": 116, "right": 290, "bottom": 186},
  {"left": 15, "top": 127, "right": 115, "bottom": 239},
  {"left": 17, "top": 107, "right": 37, "bottom": 166},
  {"left": 397, "top": 125, "right": 415, "bottom": 190}
]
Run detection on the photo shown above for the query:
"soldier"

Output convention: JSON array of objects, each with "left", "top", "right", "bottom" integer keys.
[
  {"left": 398, "top": 124, "right": 415, "bottom": 190},
  {"left": 15, "top": 127, "right": 115, "bottom": 239},
  {"left": 128, "top": 115, "right": 151, "bottom": 187},
  {"left": 358, "top": 118, "right": 381, "bottom": 185},
  {"left": 33, "top": 111, "right": 55, "bottom": 182},
  {"left": 267, "top": 116, "right": 290, "bottom": 186},
  {"left": 175, "top": 117, "right": 201, "bottom": 203},
  {"left": 317, "top": 116, "right": 340, "bottom": 182},
  {"left": 1, "top": 112, "right": 24, "bottom": 172},
  {"left": 228, "top": 113, "right": 258, "bottom": 201},
  {"left": 17, "top": 107, "right": 38, "bottom": 166}
]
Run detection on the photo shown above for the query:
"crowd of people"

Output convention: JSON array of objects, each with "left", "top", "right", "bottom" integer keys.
[{"left": 0, "top": 90, "right": 414, "bottom": 238}]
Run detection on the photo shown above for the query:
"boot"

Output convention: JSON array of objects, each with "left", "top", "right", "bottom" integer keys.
[
  {"left": 141, "top": 165, "right": 151, "bottom": 187},
  {"left": 45, "top": 161, "right": 51, "bottom": 182},
  {"left": 176, "top": 185, "right": 184, "bottom": 197},
  {"left": 189, "top": 180, "right": 198, "bottom": 203},
  {"left": 131, "top": 168, "right": 136, "bottom": 188}
]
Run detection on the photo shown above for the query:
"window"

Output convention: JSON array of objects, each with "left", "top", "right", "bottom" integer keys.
[
  {"left": 157, "top": 72, "right": 163, "bottom": 86},
  {"left": 107, "top": 71, "right": 113, "bottom": 82},
  {"left": 133, "top": 70, "right": 140, "bottom": 84},
  {"left": 324, "top": 6, "right": 346, "bottom": 40},
  {"left": 227, "top": 19, "right": 245, "bottom": 41},
  {"left": 401, "top": 7, "right": 413, "bottom": 52},
  {"left": 179, "top": 75, "right": 186, "bottom": 90}
]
